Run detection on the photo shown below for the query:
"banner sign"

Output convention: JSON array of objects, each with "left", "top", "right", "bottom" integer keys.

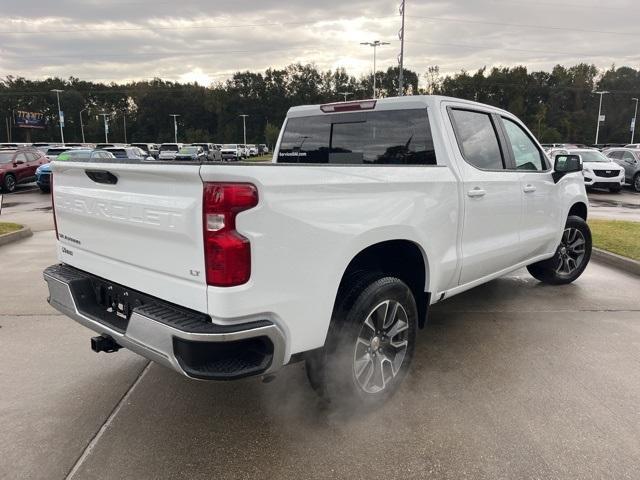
[{"left": 14, "top": 110, "right": 46, "bottom": 129}]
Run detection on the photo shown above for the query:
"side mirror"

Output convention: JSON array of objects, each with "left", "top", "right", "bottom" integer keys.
[{"left": 553, "top": 154, "right": 582, "bottom": 183}]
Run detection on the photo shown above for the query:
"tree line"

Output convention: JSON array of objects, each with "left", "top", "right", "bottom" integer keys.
[{"left": 1, "top": 63, "right": 638, "bottom": 146}]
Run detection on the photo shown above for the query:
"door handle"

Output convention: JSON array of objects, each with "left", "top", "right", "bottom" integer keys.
[
  {"left": 467, "top": 187, "right": 486, "bottom": 198},
  {"left": 523, "top": 184, "right": 537, "bottom": 193}
]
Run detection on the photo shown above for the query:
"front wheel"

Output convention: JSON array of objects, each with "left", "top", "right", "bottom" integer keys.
[
  {"left": 305, "top": 274, "right": 417, "bottom": 409},
  {"left": 633, "top": 173, "right": 640, "bottom": 193},
  {"left": 527, "top": 215, "right": 592, "bottom": 285}
]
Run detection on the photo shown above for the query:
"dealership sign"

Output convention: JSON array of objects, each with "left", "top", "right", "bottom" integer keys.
[{"left": 15, "top": 110, "right": 46, "bottom": 129}]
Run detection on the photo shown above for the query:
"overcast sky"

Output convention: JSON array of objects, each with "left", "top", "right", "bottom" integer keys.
[{"left": 1, "top": 0, "right": 639, "bottom": 86}]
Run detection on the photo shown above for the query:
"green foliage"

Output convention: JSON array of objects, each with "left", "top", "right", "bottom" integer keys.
[
  {"left": 1, "top": 63, "right": 639, "bottom": 146},
  {"left": 264, "top": 122, "right": 280, "bottom": 149}
]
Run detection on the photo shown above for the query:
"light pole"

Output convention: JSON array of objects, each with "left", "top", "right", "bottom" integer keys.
[
  {"left": 398, "top": 0, "right": 406, "bottom": 96},
  {"left": 123, "top": 112, "right": 127, "bottom": 144},
  {"left": 99, "top": 113, "right": 110, "bottom": 143},
  {"left": 594, "top": 90, "right": 609, "bottom": 145},
  {"left": 360, "top": 40, "right": 390, "bottom": 98},
  {"left": 79, "top": 108, "right": 88, "bottom": 143},
  {"left": 169, "top": 114, "right": 180, "bottom": 143},
  {"left": 239, "top": 114, "right": 248, "bottom": 145},
  {"left": 338, "top": 91, "right": 353, "bottom": 102},
  {"left": 631, "top": 97, "right": 639, "bottom": 144},
  {"left": 51, "top": 89, "right": 65, "bottom": 144}
]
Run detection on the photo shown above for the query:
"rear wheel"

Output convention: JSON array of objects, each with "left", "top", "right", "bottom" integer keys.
[
  {"left": 633, "top": 173, "right": 640, "bottom": 193},
  {"left": 305, "top": 274, "right": 417, "bottom": 409},
  {"left": 2, "top": 174, "right": 16, "bottom": 193},
  {"left": 527, "top": 215, "right": 591, "bottom": 285}
]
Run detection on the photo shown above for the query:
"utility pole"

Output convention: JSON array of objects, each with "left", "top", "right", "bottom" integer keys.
[
  {"left": 51, "top": 89, "right": 65, "bottom": 144},
  {"left": 338, "top": 91, "right": 353, "bottom": 102},
  {"left": 239, "top": 114, "right": 248, "bottom": 145},
  {"left": 169, "top": 114, "right": 180, "bottom": 143},
  {"left": 594, "top": 90, "right": 609, "bottom": 145},
  {"left": 80, "top": 108, "right": 88, "bottom": 143},
  {"left": 398, "top": 0, "right": 406, "bottom": 96},
  {"left": 99, "top": 113, "right": 110, "bottom": 143},
  {"left": 631, "top": 97, "right": 639, "bottom": 144},
  {"left": 360, "top": 40, "right": 390, "bottom": 99}
]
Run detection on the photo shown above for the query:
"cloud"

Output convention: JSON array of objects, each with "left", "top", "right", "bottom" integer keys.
[{"left": 0, "top": 0, "right": 638, "bottom": 85}]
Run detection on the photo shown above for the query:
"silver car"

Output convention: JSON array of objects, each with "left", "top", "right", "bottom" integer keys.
[{"left": 604, "top": 148, "right": 640, "bottom": 192}]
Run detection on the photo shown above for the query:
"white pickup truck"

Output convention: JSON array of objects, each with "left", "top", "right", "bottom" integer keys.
[{"left": 44, "top": 96, "right": 591, "bottom": 407}]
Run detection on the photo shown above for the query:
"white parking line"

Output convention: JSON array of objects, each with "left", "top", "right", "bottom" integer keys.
[{"left": 64, "top": 361, "right": 152, "bottom": 480}]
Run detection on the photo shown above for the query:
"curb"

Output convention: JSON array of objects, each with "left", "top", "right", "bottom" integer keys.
[
  {"left": 0, "top": 226, "right": 33, "bottom": 247},
  {"left": 592, "top": 248, "right": 640, "bottom": 277}
]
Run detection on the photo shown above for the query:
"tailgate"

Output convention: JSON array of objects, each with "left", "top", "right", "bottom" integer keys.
[{"left": 52, "top": 161, "right": 208, "bottom": 313}]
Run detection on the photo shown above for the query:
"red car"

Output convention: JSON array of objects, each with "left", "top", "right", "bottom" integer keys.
[{"left": 0, "top": 148, "right": 49, "bottom": 193}]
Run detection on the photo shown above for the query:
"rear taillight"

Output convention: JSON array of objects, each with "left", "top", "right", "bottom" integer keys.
[
  {"left": 203, "top": 183, "right": 258, "bottom": 287},
  {"left": 51, "top": 172, "right": 59, "bottom": 240}
]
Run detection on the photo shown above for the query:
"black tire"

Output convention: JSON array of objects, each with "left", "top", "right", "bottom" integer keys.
[
  {"left": 527, "top": 215, "right": 592, "bottom": 285},
  {"left": 39, "top": 186, "right": 50, "bottom": 193},
  {"left": 305, "top": 273, "right": 417, "bottom": 409},
  {"left": 2, "top": 174, "right": 17, "bottom": 193},
  {"left": 633, "top": 173, "right": 640, "bottom": 193},
  {"left": 609, "top": 185, "right": 622, "bottom": 193}
]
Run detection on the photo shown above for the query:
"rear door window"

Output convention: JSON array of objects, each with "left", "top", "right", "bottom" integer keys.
[
  {"left": 278, "top": 109, "right": 437, "bottom": 165},
  {"left": 449, "top": 109, "right": 504, "bottom": 170}
]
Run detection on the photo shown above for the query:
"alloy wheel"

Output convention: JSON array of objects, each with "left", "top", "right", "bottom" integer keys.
[
  {"left": 353, "top": 300, "right": 409, "bottom": 394},
  {"left": 554, "top": 227, "right": 586, "bottom": 276}
]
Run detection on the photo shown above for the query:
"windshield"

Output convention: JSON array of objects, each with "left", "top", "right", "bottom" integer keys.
[
  {"left": 223, "top": 144, "right": 237, "bottom": 149},
  {"left": 107, "top": 149, "right": 128, "bottom": 158},
  {"left": 160, "top": 144, "right": 179, "bottom": 152},
  {"left": 574, "top": 151, "right": 609, "bottom": 163},
  {"left": 178, "top": 147, "right": 198, "bottom": 154},
  {"left": 46, "top": 148, "right": 69, "bottom": 155},
  {"left": 0, "top": 152, "right": 14, "bottom": 164}
]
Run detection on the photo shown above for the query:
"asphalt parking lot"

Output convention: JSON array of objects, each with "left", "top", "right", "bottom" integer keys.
[{"left": 1, "top": 184, "right": 639, "bottom": 479}]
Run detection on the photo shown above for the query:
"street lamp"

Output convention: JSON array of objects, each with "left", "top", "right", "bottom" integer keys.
[
  {"left": 360, "top": 40, "right": 390, "bottom": 99},
  {"left": 338, "top": 91, "right": 353, "bottom": 102},
  {"left": 631, "top": 97, "right": 639, "bottom": 144},
  {"left": 239, "top": 114, "right": 248, "bottom": 146},
  {"left": 50, "top": 89, "right": 65, "bottom": 144},
  {"left": 99, "top": 113, "right": 111, "bottom": 143},
  {"left": 79, "top": 108, "right": 88, "bottom": 144},
  {"left": 169, "top": 114, "right": 180, "bottom": 143},
  {"left": 594, "top": 90, "right": 609, "bottom": 145}
]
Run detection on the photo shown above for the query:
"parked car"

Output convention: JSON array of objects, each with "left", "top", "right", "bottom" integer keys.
[
  {"left": 130, "top": 143, "right": 160, "bottom": 159},
  {"left": 35, "top": 150, "right": 115, "bottom": 192},
  {"left": 604, "top": 148, "right": 640, "bottom": 192},
  {"left": 44, "top": 95, "right": 591, "bottom": 407},
  {"left": 95, "top": 143, "right": 126, "bottom": 150},
  {"left": 174, "top": 146, "right": 207, "bottom": 161},
  {"left": 550, "top": 148, "right": 625, "bottom": 192},
  {"left": 246, "top": 144, "right": 259, "bottom": 156},
  {"left": 158, "top": 143, "right": 183, "bottom": 160},
  {"left": 624, "top": 144, "right": 640, "bottom": 149},
  {"left": 258, "top": 144, "right": 269, "bottom": 155},
  {"left": 220, "top": 144, "right": 241, "bottom": 161},
  {"left": 43, "top": 146, "right": 79, "bottom": 160},
  {"left": 0, "top": 143, "right": 29, "bottom": 149},
  {"left": 0, "top": 147, "right": 49, "bottom": 192},
  {"left": 104, "top": 146, "right": 150, "bottom": 160},
  {"left": 190, "top": 143, "right": 222, "bottom": 161},
  {"left": 238, "top": 144, "right": 249, "bottom": 158}
]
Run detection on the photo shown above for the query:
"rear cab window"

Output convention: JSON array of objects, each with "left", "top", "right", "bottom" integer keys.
[{"left": 277, "top": 109, "right": 437, "bottom": 165}]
